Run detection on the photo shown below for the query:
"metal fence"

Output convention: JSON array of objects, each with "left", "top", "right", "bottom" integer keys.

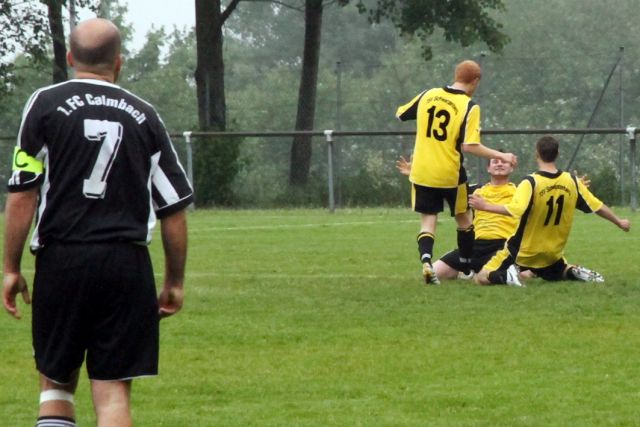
[
  {"left": 172, "top": 127, "right": 639, "bottom": 212},
  {"left": 1, "top": 127, "right": 637, "bottom": 211}
]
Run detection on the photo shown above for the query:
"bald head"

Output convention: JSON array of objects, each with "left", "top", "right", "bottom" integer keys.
[
  {"left": 69, "top": 18, "right": 121, "bottom": 71},
  {"left": 454, "top": 60, "right": 482, "bottom": 84}
]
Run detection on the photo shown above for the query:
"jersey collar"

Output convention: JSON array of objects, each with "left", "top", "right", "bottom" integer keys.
[
  {"left": 443, "top": 86, "right": 468, "bottom": 95},
  {"left": 69, "top": 78, "right": 120, "bottom": 89},
  {"left": 535, "top": 170, "right": 563, "bottom": 179}
]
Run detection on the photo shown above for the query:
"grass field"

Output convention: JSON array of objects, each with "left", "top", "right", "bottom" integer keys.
[{"left": 2, "top": 207, "right": 640, "bottom": 426}]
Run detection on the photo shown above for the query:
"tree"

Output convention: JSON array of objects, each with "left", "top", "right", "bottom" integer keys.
[
  {"left": 195, "top": 0, "right": 241, "bottom": 131},
  {"left": 361, "top": 0, "right": 509, "bottom": 60},
  {"left": 0, "top": 1, "right": 50, "bottom": 91},
  {"left": 41, "top": 0, "right": 68, "bottom": 83},
  {"left": 193, "top": 0, "right": 244, "bottom": 206},
  {"left": 0, "top": 1, "right": 103, "bottom": 89},
  {"left": 288, "top": 0, "right": 509, "bottom": 186},
  {"left": 289, "top": 0, "right": 331, "bottom": 186}
]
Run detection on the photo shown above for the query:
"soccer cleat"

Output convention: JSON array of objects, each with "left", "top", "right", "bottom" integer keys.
[
  {"left": 422, "top": 263, "right": 440, "bottom": 285},
  {"left": 569, "top": 265, "right": 605, "bottom": 283},
  {"left": 506, "top": 264, "right": 525, "bottom": 287},
  {"left": 457, "top": 270, "right": 475, "bottom": 280}
]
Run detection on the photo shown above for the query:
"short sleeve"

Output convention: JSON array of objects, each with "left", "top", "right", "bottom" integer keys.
[
  {"left": 395, "top": 90, "right": 427, "bottom": 122},
  {"left": 463, "top": 103, "right": 481, "bottom": 145},
  {"left": 504, "top": 178, "right": 533, "bottom": 218},
  {"left": 575, "top": 177, "right": 603, "bottom": 213},
  {"left": 149, "top": 113, "right": 194, "bottom": 218},
  {"left": 7, "top": 90, "right": 46, "bottom": 192}
]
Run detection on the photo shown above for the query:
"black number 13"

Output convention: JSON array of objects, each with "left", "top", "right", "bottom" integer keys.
[{"left": 426, "top": 106, "right": 451, "bottom": 141}]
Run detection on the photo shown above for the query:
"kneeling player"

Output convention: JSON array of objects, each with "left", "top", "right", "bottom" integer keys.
[{"left": 471, "top": 136, "right": 630, "bottom": 286}]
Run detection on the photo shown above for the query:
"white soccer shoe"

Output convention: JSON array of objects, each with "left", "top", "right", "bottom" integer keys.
[
  {"left": 506, "top": 264, "right": 525, "bottom": 287},
  {"left": 569, "top": 265, "right": 605, "bottom": 283},
  {"left": 457, "top": 270, "right": 475, "bottom": 280},
  {"left": 422, "top": 263, "right": 441, "bottom": 285}
]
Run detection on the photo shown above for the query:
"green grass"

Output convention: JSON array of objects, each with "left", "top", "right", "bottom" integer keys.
[{"left": 2, "top": 207, "right": 640, "bottom": 426}]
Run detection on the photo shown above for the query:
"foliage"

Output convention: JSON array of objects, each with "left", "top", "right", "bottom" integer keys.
[
  {"left": 589, "top": 164, "right": 620, "bottom": 206},
  {"left": 357, "top": 0, "right": 509, "bottom": 59},
  {"left": 0, "top": 1, "right": 50, "bottom": 91},
  {"left": 192, "top": 136, "right": 242, "bottom": 206},
  {"left": 2, "top": 0, "right": 640, "bottom": 208}
]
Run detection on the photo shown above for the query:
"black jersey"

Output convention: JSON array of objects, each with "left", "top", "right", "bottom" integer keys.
[{"left": 8, "top": 79, "right": 194, "bottom": 251}]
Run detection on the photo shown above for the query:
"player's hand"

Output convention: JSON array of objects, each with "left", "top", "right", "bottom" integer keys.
[
  {"left": 573, "top": 170, "right": 591, "bottom": 188},
  {"left": 468, "top": 194, "right": 486, "bottom": 210},
  {"left": 158, "top": 284, "right": 184, "bottom": 319},
  {"left": 501, "top": 152, "right": 518, "bottom": 167},
  {"left": 618, "top": 218, "right": 631, "bottom": 232},
  {"left": 2, "top": 272, "right": 30, "bottom": 319},
  {"left": 395, "top": 155, "right": 412, "bottom": 176}
]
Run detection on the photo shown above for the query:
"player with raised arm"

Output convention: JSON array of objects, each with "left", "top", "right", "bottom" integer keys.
[
  {"left": 396, "top": 59, "right": 517, "bottom": 284},
  {"left": 2, "top": 18, "right": 193, "bottom": 427},
  {"left": 397, "top": 155, "right": 598, "bottom": 284},
  {"left": 471, "top": 136, "right": 630, "bottom": 286}
]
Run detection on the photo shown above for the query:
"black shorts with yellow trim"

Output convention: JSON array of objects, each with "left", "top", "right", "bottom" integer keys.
[
  {"left": 482, "top": 250, "right": 569, "bottom": 282},
  {"left": 411, "top": 182, "right": 469, "bottom": 216},
  {"left": 440, "top": 239, "right": 506, "bottom": 272}
]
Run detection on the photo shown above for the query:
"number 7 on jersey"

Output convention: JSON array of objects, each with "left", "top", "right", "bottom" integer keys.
[{"left": 83, "top": 119, "right": 124, "bottom": 199}]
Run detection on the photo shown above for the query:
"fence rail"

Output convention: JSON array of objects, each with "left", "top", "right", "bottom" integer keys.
[
  {"left": 1, "top": 127, "right": 637, "bottom": 211},
  {"left": 172, "top": 127, "right": 639, "bottom": 212}
]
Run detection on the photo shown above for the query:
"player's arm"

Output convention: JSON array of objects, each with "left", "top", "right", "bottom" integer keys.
[
  {"left": 158, "top": 209, "right": 188, "bottom": 318},
  {"left": 463, "top": 143, "right": 518, "bottom": 166},
  {"left": 3, "top": 189, "right": 37, "bottom": 319},
  {"left": 469, "top": 193, "right": 511, "bottom": 216},
  {"left": 595, "top": 204, "right": 630, "bottom": 231},
  {"left": 471, "top": 178, "right": 532, "bottom": 217},
  {"left": 458, "top": 103, "right": 517, "bottom": 166},
  {"left": 573, "top": 178, "right": 629, "bottom": 231}
]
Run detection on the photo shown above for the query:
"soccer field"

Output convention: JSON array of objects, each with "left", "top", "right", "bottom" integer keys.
[{"left": 2, "top": 208, "right": 640, "bottom": 426}]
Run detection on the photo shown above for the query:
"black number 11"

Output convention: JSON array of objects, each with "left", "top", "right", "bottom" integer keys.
[{"left": 544, "top": 195, "right": 564, "bottom": 226}]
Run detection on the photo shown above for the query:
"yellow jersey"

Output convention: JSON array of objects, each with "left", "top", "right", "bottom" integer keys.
[
  {"left": 504, "top": 171, "right": 603, "bottom": 268},
  {"left": 396, "top": 86, "right": 481, "bottom": 188},
  {"left": 473, "top": 183, "right": 518, "bottom": 240}
]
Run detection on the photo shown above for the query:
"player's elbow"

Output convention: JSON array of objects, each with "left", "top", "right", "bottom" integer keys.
[{"left": 461, "top": 143, "right": 476, "bottom": 153}]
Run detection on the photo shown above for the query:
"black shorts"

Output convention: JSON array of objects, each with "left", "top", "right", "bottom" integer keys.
[
  {"left": 521, "top": 258, "right": 568, "bottom": 281},
  {"left": 32, "top": 242, "right": 159, "bottom": 383},
  {"left": 412, "top": 183, "right": 469, "bottom": 216},
  {"left": 440, "top": 239, "right": 506, "bottom": 272}
]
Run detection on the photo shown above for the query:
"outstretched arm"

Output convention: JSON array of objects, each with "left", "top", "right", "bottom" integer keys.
[
  {"left": 3, "top": 189, "right": 38, "bottom": 319},
  {"left": 595, "top": 204, "right": 631, "bottom": 231},
  {"left": 462, "top": 143, "right": 518, "bottom": 167},
  {"left": 158, "top": 209, "right": 188, "bottom": 318}
]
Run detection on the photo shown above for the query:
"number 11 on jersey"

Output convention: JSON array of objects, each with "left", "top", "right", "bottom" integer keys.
[{"left": 83, "top": 119, "right": 124, "bottom": 199}]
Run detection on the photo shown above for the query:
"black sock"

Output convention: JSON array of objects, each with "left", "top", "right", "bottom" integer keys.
[
  {"left": 457, "top": 225, "right": 475, "bottom": 273},
  {"left": 488, "top": 270, "right": 507, "bottom": 284},
  {"left": 417, "top": 232, "right": 435, "bottom": 264}
]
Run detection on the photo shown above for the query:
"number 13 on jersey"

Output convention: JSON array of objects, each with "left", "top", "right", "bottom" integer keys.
[
  {"left": 425, "top": 106, "right": 451, "bottom": 141},
  {"left": 83, "top": 119, "right": 124, "bottom": 199}
]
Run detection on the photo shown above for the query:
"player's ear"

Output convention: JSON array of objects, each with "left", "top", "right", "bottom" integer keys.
[
  {"left": 113, "top": 55, "right": 123, "bottom": 83},
  {"left": 66, "top": 51, "right": 74, "bottom": 67}
]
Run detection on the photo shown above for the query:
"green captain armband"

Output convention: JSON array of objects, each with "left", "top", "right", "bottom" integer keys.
[{"left": 12, "top": 147, "right": 43, "bottom": 174}]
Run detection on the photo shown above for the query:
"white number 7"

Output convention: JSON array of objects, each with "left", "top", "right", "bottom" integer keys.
[{"left": 83, "top": 119, "right": 124, "bottom": 199}]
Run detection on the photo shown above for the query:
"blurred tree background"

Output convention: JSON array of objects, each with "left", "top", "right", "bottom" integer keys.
[{"left": 0, "top": 0, "right": 637, "bottom": 208}]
